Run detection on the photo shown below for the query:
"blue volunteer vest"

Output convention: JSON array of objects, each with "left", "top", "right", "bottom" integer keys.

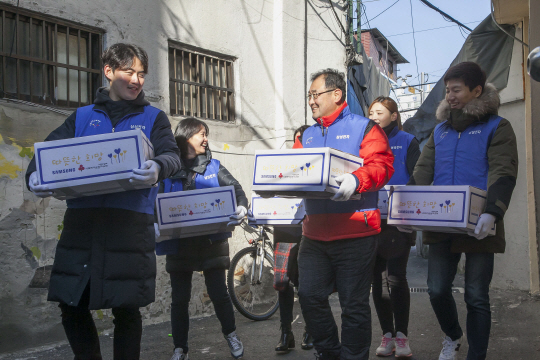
[
  {"left": 156, "top": 159, "right": 232, "bottom": 255},
  {"left": 67, "top": 104, "right": 161, "bottom": 214},
  {"left": 301, "top": 106, "right": 378, "bottom": 216},
  {"left": 387, "top": 126, "right": 415, "bottom": 185},
  {"left": 433, "top": 115, "right": 502, "bottom": 191}
]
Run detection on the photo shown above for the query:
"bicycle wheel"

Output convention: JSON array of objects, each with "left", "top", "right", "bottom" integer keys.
[{"left": 227, "top": 246, "right": 279, "bottom": 321}]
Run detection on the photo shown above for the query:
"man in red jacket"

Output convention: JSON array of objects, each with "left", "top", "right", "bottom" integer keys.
[{"left": 295, "top": 69, "right": 394, "bottom": 360}]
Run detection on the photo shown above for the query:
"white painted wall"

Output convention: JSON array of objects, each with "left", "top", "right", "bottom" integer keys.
[
  {"left": 492, "top": 23, "right": 530, "bottom": 290},
  {"left": 0, "top": 0, "right": 346, "bottom": 352}
]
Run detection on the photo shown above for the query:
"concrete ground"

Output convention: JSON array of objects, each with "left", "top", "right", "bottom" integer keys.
[{"left": 2, "top": 248, "right": 540, "bottom": 360}]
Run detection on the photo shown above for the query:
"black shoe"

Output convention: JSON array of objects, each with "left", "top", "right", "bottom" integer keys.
[
  {"left": 301, "top": 331, "right": 314, "bottom": 350},
  {"left": 275, "top": 330, "right": 295, "bottom": 352}
]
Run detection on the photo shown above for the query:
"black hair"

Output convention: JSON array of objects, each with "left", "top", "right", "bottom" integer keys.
[
  {"left": 310, "top": 68, "right": 346, "bottom": 101},
  {"left": 101, "top": 43, "right": 149, "bottom": 75},
  {"left": 444, "top": 62, "right": 486, "bottom": 92},
  {"left": 174, "top": 118, "right": 209, "bottom": 157},
  {"left": 293, "top": 125, "right": 310, "bottom": 142}
]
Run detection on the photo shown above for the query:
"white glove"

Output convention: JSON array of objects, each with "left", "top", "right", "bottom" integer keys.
[
  {"left": 130, "top": 160, "right": 161, "bottom": 186},
  {"left": 473, "top": 213, "right": 496, "bottom": 240},
  {"left": 331, "top": 174, "right": 358, "bottom": 201},
  {"left": 228, "top": 206, "right": 247, "bottom": 226},
  {"left": 28, "top": 171, "right": 54, "bottom": 198},
  {"left": 154, "top": 223, "right": 160, "bottom": 240}
]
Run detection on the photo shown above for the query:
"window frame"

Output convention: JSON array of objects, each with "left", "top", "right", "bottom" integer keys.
[
  {"left": 0, "top": 4, "right": 104, "bottom": 108},
  {"left": 168, "top": 40, "right": 236, "bottom": 122}
]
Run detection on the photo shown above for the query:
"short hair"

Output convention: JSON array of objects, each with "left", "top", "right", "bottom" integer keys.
[
  {"left": 102, "top": 43, "right": 149, "bottom": 74},
  {"left": 310, "top": 68, "right": 346, "bottom": 101},
  {"left": 368, "top": 96, "right": 402, "bottom": 130},
  {"left": 444, "top": 62, "right": 486, "bottom": 92},
  {"left": 293, "top": 125, "right": 310, "bottom": 142},
  {"left": 174, "top": 118, "right": 209, "bottom": 157}
]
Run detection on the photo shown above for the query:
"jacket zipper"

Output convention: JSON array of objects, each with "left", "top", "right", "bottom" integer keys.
[
  {"left": 94, "top": 108, "right": 142, "bottom": 133},
  {"left": 452, "top": 132, "right": 461, "bottom": 185},
  {"left": 364, "top": 212, "right": 368, "bottom": 226}
]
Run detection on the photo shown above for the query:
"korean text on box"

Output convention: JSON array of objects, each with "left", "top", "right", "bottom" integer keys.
[
  {"left": 35, "top": 129, "right": 154, "bottom": 199},
  {"left": 156, "top": 186, "right": 237, "bottom": 241},
  {"left": 251, "top": 195, "right": 306, "bottom": 226},
  {"left": 252, "top": 147, "right": 363, "bottom": 199},
  {"left": 386, "top": 185, "right": 495, "bottom": 235}
]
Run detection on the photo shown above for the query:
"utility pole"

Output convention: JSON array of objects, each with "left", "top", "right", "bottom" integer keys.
[{"left": 345, "top": 0, "right": 363, "bottom": 66}]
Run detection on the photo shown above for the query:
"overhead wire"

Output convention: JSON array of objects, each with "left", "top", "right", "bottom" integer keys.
[
  {"left": 361, "top": 0, "right": 400, "bottom": 26},
  {"left": 418, "top": 0, "right": 473, "bottom": 32},
  {"left": 490, "top": 0, "right": 528, "bottom": 47},
  {"left": 408, "top": 0, "right": 421, "bottom": 83},
  {"left": 359, "top": 3, "right": 404, "bottom": 110},
  {"left": 385, "top": 21, "right": 482, "bottom": 38}
]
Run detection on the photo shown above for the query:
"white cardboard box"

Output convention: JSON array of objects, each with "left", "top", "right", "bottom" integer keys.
[
  {"left": 378, "top": 185, "right": 392, "bottom": 219},
  {"left": 386, "top": 185, "right": 495, "bottom": 235},
  {"left": 155, "top": 186, "right": 237, "bottom": 241},
  {"left": 34, "top": 129, "right": 154, "bottom": 199},
  {"left": 252, "top": 147, "right": 363, "bottom": 199},
  {"left": 250, "top": 195, "right": 305, "bottom": 226}
]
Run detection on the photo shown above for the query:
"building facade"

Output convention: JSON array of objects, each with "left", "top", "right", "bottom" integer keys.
[{"left": 360, "top": 28, "right": 408, "bottom": 81}]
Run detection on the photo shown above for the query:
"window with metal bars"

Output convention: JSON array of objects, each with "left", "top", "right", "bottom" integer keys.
[
  {"left": 169, "top": 42, "right": 235, "bottom": 122},
  {"left": 0, "top": 4, "right": 103, "bottom": 108}
]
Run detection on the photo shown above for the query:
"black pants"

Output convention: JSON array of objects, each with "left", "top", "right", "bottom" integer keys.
[
  {"left": 428, "top": 241, "right": 494, "bottom": 360},
  {"left": 170, "top": 269, "right": 236, "bottom": 353},
  {"left": 372, "top": 247, "right": 411, "bottom": 337},
  {"left": 59, "top": 284, "right": 142, "bottom": 360},
  {"left": 298, "top": 236, "right": 377, "bottom": 360},
  {"left": 279, "top": 283, "right": 295, "bottom": 326}
]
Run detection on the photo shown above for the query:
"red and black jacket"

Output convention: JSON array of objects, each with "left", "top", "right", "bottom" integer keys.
[{"left": 293, "top": 103, "right": 394, "bottom": 241}]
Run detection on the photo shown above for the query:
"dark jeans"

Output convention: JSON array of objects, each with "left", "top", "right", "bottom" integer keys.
[
  {"left": 427, "top": 240, "right": 494, "bottom": 360},
  {"left": 170, "top": 268, "right": 236, "bottom": 353},
  {"left": 372, "top": 247, "right": 411, "bottom": 337},
  {"left": 59, "top": 284, "right": 142, "bottom": 360},
  {"left": 279, "top": 283, "right": 295, "bottom": 327},
  {"left": 298, "top": 235, "right": 377, "bottom": 360}
]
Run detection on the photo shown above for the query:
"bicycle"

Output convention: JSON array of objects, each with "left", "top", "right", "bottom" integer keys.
[{"left": 227, "top": 222, "right": 279, "bottom": 321}]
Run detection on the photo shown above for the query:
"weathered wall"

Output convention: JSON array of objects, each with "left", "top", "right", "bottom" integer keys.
[
  {"left": 0, "top": 0, "right": 346, "bottom": 353},
  {"left": 491, "top": 23, "right": 530, "bottom": 290}
]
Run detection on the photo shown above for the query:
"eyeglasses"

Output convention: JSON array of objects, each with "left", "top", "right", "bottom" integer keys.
[{"left": 306, "top": 89, "right": 336, "bottom": 100}]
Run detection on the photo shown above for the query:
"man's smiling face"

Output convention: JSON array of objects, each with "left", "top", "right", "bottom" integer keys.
[
  {"left": 308, "top": 75, "right": 340, "bottom": 120},
  {"left": 105, "top": 56, "right": 146, "bottom": 101}
]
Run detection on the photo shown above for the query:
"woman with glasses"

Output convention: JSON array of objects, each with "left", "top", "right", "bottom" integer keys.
[{"left": 368, "top": 96, "right": 420, "bottom": 358}]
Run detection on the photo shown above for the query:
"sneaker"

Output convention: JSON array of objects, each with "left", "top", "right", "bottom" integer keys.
[
  {"left": 376, "top": 332, "right": 395, "bottom": 357},
  {"left": 394, "top": 332, "right": 412, "bottom": 358},
  {"left": 170, "top": 348, "right": 189, "bottom": 360},
  {"left": 224, "top": 331, "right": 244, "bottom": 359},
  {"left": 439, "top": 336, "right": 461, "bottom": 360}
]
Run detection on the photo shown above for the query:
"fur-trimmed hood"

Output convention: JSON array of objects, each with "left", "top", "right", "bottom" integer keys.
[{"left": 436, "top": 83, "right": 500, "bottom": 121}]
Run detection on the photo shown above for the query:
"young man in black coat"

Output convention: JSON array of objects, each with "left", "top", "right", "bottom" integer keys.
[{"left": 25, "top": 43, "right": 181, "bottom": 360}]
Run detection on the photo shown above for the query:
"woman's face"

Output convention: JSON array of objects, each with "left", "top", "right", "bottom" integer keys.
[
  {"left": 186, "top": 126, "right": 208, "bottom": 157},
  {"left": 369, "top": 102, "right": 396, "bottom": 128}
]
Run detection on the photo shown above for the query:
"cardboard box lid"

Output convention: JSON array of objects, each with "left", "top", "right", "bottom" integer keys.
[
  {"left": 35, "top": 129, "right": 151, "bottom": 186},
  {"left": 157, "top": 186, "right": 237, "bottom": 228}
]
